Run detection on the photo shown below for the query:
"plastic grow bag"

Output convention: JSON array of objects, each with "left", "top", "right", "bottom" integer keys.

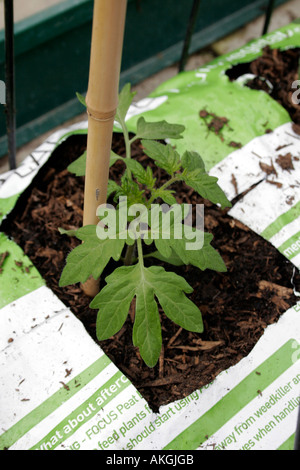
[{"left": 0, "top": 22, "right": 300, "bottom": 451}]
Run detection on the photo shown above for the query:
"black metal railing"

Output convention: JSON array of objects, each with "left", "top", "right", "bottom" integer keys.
[
  {"left": 179, "top": 0, "right": 278, "bottom": 74},
  {"left": 4, "top": 0, "right": 16, "bottom": 170},
  {"left": 262, "top": 0, "right": 276, "bottom": 35},
  {"left": 178, "top": 0, "right": 201, "bottom": 73}
]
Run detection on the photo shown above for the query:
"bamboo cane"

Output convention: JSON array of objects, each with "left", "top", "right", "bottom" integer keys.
[{"left": 82, "top": 0, "right": 128, "bottom": 297}]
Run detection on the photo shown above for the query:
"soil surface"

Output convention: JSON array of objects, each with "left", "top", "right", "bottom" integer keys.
[{"left": 2, "top": 47, "right": 300, "bottom": 412}]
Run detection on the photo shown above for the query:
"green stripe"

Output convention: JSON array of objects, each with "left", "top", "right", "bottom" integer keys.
[
  {"left": 0, "top": 354, "right": 111, "bottom": 450},
  {"left": 277, "top": 433, "right": 295, "bottom": 450},
  {"left": 0, "top": 233, "right": 45, "bottom": 309},
  {"left": 260, "top": 201, "right": 300, "bottom": 241},
  {"left": 0, "top": 194, "right": 20, "bottom": 223},
  {"left": 30, "top": 370, "right": 130, "bottom": 450},
  {"left": 277, "top": 231, "right": 300, "bottom": 261},
  {"left": 164, "top": 339, "right": 299, "bottom": 450},
  {"left": 55, "top": 127, "right": 88, "bottom": 148}
]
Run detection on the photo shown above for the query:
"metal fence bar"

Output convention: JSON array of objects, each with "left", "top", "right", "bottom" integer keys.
[
  {"left": 178, "top": 0, "right": 201, "bottom": 73},
  {"left": 262, "top": 0, "right": 276, "bottom": 35},
  {"left": 4, "top": 0, "right": 16, "bottom": 170}
]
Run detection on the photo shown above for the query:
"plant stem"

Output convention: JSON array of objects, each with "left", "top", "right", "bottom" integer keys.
[
  {"left": 123, "top": 124, "right": 131, "bottom": 160},
  {"left": 159, "top": 175, "right": 179, "bottom": 192},
  {"left": 117, "top": 113, "right": 132, "bottom": 178},
  {"left": 124, "top": 243, "right": 135, "bottom": 266},
  {"left": 129, "top": 135, "right": 139, "bottom": 146},
  {"left": 148, "top": 174, "right": 180, "bottom": 205},
  {"left": 137, "top": 237, "right": 144, "bottom": 268}
]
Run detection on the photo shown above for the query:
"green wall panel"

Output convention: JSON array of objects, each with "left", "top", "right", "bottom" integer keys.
[{"left": 0, "top": 0, "right": 289, "bottom": 158}]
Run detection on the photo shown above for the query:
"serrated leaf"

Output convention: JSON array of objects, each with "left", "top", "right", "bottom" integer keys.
[
  {"left": 115, "top": 83, "right": 136, "bottom": 125},
  {"left": 91, "top": 265, "right": 138, "bottom": 341},
  {"left": 136, "top": 117, "right": 185, "bottom": 140},
  {"left": 115, "top": 174, "right": 145, "bottom": 206},
  {"left": 148, "top": 208, "right": 227, "bottom": 273},
  {"left": 148, "top": 266, "right": 203, "bottom": 333},
  {"left": 59, "top": 224, "right": 127, "bottom": 287},
  {"left": 141, "top": 166, "right": 156, "bottom": 189},
  {"left": 91, "top": 263, "right": 202, "bottom": 367},
  {"left": 141, "top": 140, "right": 181, "bottom": 175},
  {"left": 107, "top": 179, "right": 120, "bottom": 199},
  {"left": 149, "top": 249, "right": 185, "bottom": 266},
  {"left": 180, "top": 150, "right": 231, "bottom": 209},
  {"left": 151, "top": 188, "right": 177, "bottom": 205},
  {"left": 181, "top": 150, "right": 205, "bottom": 172},
  {"left": 132, "top": 269, "right": 162, "bottom": 368},
  {"left": 183, "top": 171, "right": 231, "bottom": 209},
  {"left": 123, "top": 160, "right": 156, "bottom": 189},
  {"left": 124, "top": 159, "right": 148, "bottom": 183},
  {"left": 91, "top": 264, "right": 161, "bottom": 367}
]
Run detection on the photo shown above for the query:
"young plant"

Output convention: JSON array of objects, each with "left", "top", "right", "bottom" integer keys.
[{"left": 60, "top": 84, "right": 231, "bottom": 367}]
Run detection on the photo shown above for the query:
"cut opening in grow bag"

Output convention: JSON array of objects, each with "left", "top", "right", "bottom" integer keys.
[{"left": 2, "top": 127, "right": 300, "bottom": 412}]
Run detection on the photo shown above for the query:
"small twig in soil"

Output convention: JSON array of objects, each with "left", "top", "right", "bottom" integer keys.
[
  {"left": 141, "top": 374, "right": 183, "bottom": 388},
  {"left": 159, "top": 345, "right": 165, "bottom": 378},
  {"left": 166, "top": 327, "right": 183, "bottom": 349},
  {"left": 258, "top": 280, "right": 294, "bottom": 298}
]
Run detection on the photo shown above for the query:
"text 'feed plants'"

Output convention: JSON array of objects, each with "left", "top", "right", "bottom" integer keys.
[{"left": 59, "top": 84, "right": 231, "bottom": 368}]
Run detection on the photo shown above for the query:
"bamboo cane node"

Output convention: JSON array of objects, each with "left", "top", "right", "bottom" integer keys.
[{"left": 87, "top": 107, "right": 117, "bottom": 123}]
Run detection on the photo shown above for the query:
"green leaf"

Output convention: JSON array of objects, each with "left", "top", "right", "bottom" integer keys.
[
  {"left": 124, "top": 159, "right": 148, "bottom": 184},
  {"left": 147, "top": 266, "right": 203, "bottom": 334},
  {"left": 115, "top": 83, "right": 136, "bottom": 125},
  {"left": 67, "top": 151, "right": 87, "bottom": 176},
  {"left": 136, "top": 117, "right": 185, "bottom": 140},
  {"left": 59, "top": 223, "right": 127, "bottom": 287},
  {"left": 132, "top": 268, "right": 162, "bottom": 368},
  {"left": 114, "top": 174, "right": 145, "bottom": 207},
  {"left": 76, "top": 92, "right": 87, "bottom": 107},
  {"left": 141, "top": 140, "right": 181, "bottom": 176},
  {"left": 148, "top": 207, "right": 227, "bottom": 273},
  {"left": 124, "top": 160, "right": 156, "bottom": 190},
  {"left": 149, "top": 249, "right": 185, "bottom": 266},
  {"left": 150, "top": 188, "right": 177, "bottom": 205},
  {"left": 143, "top": 166, "right": 156, "bottom": 189},
  {"left": 181, "top": 150, "right": 205, "bottom": 172},
  {"left": 180, "top": 150, "right": 231, "bottom": 209},
  {"left": 183, "top": 171, "right": 231, "bottom": 209},
  {"left": 58, "top": 227, "right": 78, "bottom": 237},
  {"left": 91, "top": 265, "right": 138, "bottom": 341},
  {"left": 110, "top": 150, "right": 124, "bottom": 167},
  {"left": 67, "top": 151, "right": 124, "bottom": 177},
  {"left": 91, "top": 264, "right": 161, "bottom": 367},
  {"left": 91, "top": 263, "right": 203, "bottom": 367},
  {"left": 107, "top": 179, "right": 120, "bottom": 199}
]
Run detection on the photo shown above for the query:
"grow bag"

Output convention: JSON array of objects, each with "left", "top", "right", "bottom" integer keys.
[{"left": 0, "top": 23, "right": 300, "bottom": 451}]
